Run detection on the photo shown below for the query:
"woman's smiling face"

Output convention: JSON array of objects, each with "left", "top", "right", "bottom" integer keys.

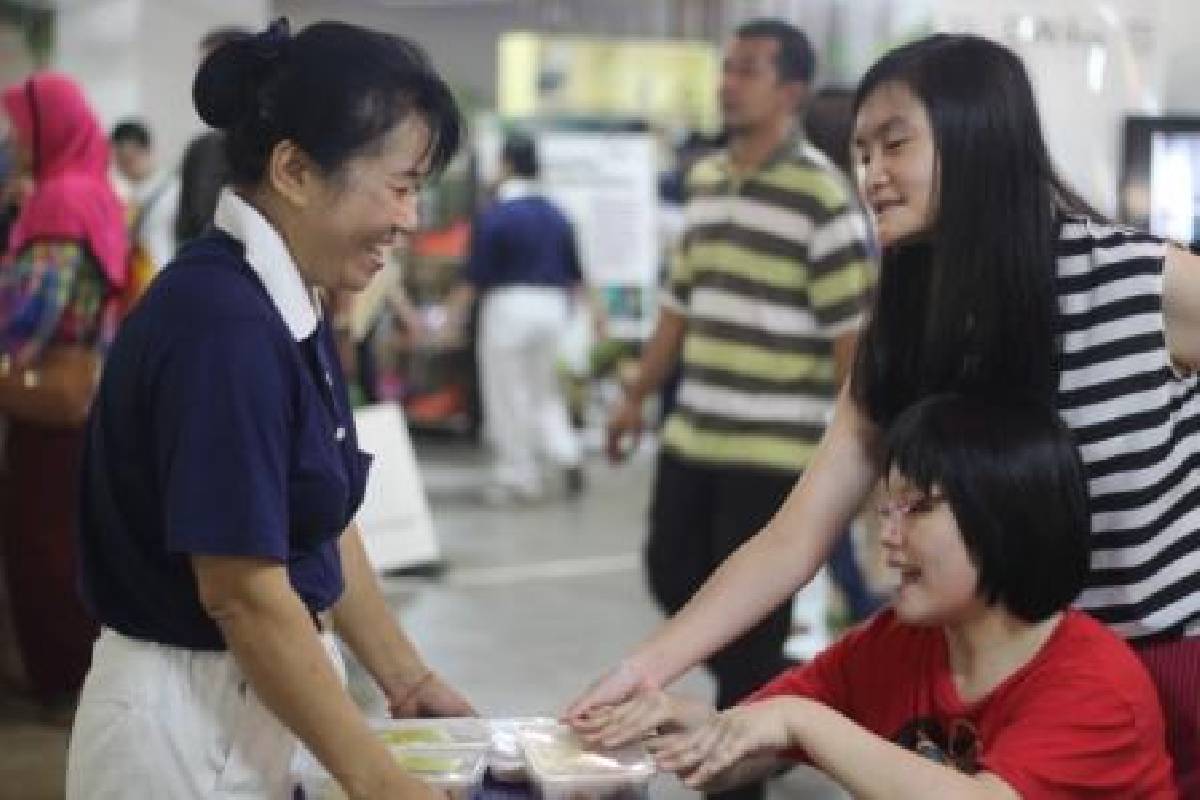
[
  {"left": 852, "top": 81, "right": 938, "bottom": 248},
  {"left": 290, "top": 115, "right": 432, "bottom": 293}
]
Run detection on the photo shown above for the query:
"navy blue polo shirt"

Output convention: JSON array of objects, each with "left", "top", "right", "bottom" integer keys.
[
  {"left": 464, "top": 192, "right": 583, "bottom": 291},
  {"left": 77, "top": 229, "right": 370, "bottom": 650}
]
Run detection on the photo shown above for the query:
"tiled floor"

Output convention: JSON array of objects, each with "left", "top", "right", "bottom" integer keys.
[{"left": 0, "top": 437, "right": 845, "bottom": 800}]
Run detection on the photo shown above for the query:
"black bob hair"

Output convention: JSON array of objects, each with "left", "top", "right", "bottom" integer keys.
[
  {"left": 883, "top": 394, "right": 1091, "bottom": 623},
  {"left": 193, "top": 18, "right": 462, "bottom": 186},
  {"left": 849, "top": 34, "right": 1097, "bottom": 428}
]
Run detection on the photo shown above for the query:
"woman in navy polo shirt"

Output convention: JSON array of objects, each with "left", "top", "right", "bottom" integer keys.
[{"left": 66, "top": 19, "right": 471, "bottom": 800}]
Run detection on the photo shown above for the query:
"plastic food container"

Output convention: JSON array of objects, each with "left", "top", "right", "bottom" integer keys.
[
  {"left": 519, "top": 723, "right": 655, "bottom": 800},
  {"left": 371, "top": 717, "right": 491, "bottom": 749},
  {"left": 293, "top": 745, "right": 487, "bottom": 800},
  {"left": 486, "top": 717, "right": 557, "bottom": 782}
]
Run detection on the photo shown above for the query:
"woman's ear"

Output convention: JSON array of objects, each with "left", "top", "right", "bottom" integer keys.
[{"left": 266, "top": 139, "right": 317, "bottom": 209}]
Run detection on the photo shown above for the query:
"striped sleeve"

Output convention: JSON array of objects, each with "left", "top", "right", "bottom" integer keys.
[
  {"left": 806, "top": 175, "right": 875, "bottom": 335},
  {"left": 665, "top": 161, "right": 716, "bottom": 314},
  {"left": 663, "top": 240, "right": 692, "bottom": 314}
]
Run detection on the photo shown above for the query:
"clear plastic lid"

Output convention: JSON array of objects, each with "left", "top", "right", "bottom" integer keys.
[
  {"left": 293, "top": 745, "right": 487, "bottom": 799},
  {"left": 371, "top": 717, "right": 491, "bottom": 749},
  {"left": 487, "top": 717, "right": 557, "bottom": 775},
  {"left": 385, "top": 749, "right": 487, "bottom": 786},
  {"left": 518, "top": 724, "right": 655, "bottom": 786}
]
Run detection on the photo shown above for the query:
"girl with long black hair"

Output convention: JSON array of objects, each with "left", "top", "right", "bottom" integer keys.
[{"left": 570, "top": 33, "right": 1200, "bottom": 792}]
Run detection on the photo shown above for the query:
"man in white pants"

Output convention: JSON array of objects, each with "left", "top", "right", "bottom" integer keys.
[{"left": 449, "top": 133, "right": 595, "bottom": 502}]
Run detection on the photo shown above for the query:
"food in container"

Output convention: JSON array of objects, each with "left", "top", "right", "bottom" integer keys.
[
  {"left": 373, "top": 717, "right": 491, "bottom": 749},
  {"left": 518, "top": 723, "right": 655, "bottom": 800},
  {"left": 293, "top": 746, "right": 486, "bottom": 800}
]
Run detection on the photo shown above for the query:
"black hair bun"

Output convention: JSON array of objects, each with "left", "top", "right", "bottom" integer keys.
[{"left": 193, "top": 18, "right": 291, "bottom": 129}]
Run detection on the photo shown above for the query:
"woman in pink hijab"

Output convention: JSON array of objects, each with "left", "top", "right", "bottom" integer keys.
[{"left": 0, "top": 72, "right": 127, "bottom": 705}]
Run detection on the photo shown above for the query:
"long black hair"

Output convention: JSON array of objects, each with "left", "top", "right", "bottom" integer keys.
[
  {"left": 849, "top": 34, "right": 1097, "bottom": 427},
  {"left": 192, "top": 18, "right": 462, "bottom": 186}
]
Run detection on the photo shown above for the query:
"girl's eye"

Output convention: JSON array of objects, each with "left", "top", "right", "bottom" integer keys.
[
  {"left": 884, "top": 138, "right": 907, "bottom": 151},
  {"left": 908, "top": 496, "right": 933, "bottom": 514}
]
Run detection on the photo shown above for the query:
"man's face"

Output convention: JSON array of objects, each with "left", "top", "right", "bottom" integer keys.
[
  {"left": 719, "top": 36, "right": 803, "bottom": 135},
  {"left": 113, "top": 141, "right": 154, "bottom": 183}
]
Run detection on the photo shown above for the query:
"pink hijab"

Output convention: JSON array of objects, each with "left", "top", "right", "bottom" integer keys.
[{"left": 2, "top": 72, "right": 128, "bottom": 289}]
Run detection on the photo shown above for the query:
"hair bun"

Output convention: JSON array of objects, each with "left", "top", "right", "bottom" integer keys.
[{"left": 192, "top": 17, "right": 291, "bottom": 129}]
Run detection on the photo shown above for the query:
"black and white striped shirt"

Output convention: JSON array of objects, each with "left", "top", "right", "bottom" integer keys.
[{"left": 1056, "top": 218, "right": 1200, "bottom": 641}]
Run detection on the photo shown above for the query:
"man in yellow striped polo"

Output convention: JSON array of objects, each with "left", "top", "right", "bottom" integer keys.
[{"left": 606, "top": 21, "right": 874, "bottom": 800}]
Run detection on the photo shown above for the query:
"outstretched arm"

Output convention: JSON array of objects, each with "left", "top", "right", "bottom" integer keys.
[
  {"left": 655, "top": 698, "right": 1018, "bottom": 800},
  {"left": 568, "top": 384, "right": 881, "bottom": 716}
]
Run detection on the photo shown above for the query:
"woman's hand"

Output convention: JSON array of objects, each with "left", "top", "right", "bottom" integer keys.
[
  {"left": 563, "top": 658, "right": 655, "bottom": 721},
  {"left": 651, "top": 699, "right": 796, "bottom": 791},
  {"left": 573, "top": 689, "right": 714, "bottom": 749},
  {"left": 386, "top": 670, "right": 476, "bottom": 718}
]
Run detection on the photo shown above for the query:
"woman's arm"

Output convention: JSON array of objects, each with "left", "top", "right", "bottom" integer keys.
[
  {"left": 1164, "top": 245, "right": 1200, "bottom": 374},
  {"left": 656, "top": 698, "right": 1018, "bottom": 800},
  {"left": 192, "top": 555, "right": 438, "bottom": 800},
  {"left": 332, "top": 522, "right": 474, "bottom": 717},
  {"left": 568, "top": 385, "right": 882, "bottom": 716}
]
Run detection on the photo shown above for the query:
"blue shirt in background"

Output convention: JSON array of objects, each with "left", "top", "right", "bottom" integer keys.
[{"left": 464, "top": 192, "right": 583, "bottom": 291}]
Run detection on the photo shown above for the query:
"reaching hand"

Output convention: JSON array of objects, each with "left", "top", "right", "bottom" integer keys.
[
  {"left": 650, "top": 700, "right": 796, "bottom": 791},
  {"left": 388, "top": 671, "right": 476, "bottom": 719},
  {"left": 605, "top": 395, "right": 644, "bottom": 464},
  {"left": 562, "top": 659, "right": 654, "bottom": 722},
  {"left": 573, "top": 689, "right": 714, "bottom": 749}
]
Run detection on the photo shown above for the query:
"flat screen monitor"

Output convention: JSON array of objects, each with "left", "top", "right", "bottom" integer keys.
[{"left": 1120, "top": 115, "right": 1200, "bottom": 245}]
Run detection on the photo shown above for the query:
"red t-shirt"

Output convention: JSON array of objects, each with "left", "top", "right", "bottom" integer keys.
[{"left": 751, "top": 609, "right": 1176, "bottom": 798}]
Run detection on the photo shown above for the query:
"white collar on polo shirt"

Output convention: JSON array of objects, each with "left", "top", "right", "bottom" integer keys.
[
  {"left": 496, "top": 177, "right": 538, "bottom": 202},
  {"left": 213, "top": 188, "right": 320, "bottom": 342}
]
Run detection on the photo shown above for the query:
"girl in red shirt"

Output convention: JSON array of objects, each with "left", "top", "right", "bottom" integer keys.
[{"left": 576, "top": 394, "right": 1176, "bottom": 799}]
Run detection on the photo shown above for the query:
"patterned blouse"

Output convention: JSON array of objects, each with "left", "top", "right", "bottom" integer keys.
[{"left": 0, "top": 241, "right": 107, "bottom": 365}]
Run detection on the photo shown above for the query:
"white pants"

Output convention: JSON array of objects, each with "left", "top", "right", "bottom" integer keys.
[
  {"left": 478, "top": 286, "right": 581, "bottom": 494},
  {"left": 66, "top": 628, "right": 345, "bottom": 800}
]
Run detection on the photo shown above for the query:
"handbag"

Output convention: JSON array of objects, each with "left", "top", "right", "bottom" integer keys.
[{"left": 0, "top": 344, "right": 100, "bottom": 427}]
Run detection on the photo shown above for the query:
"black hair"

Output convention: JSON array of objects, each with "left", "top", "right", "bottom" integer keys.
[
  {"left": 174, "top": 131, "right": 228, "bottom": 246},
  {"left": 849, "top": 34, "right": 1099, "bottom": 428},
  {"left": 110, "top": 119, "right": 152, "bottom": 149},
  {"left": 200, "top": 26, "right": 252, "bottom": 55},
  {"left": 883, "top": 394, "right": 1090, "bottom": 623},
  {"left": 192, "top": 18, "right": 462, "bottom": 186},
  {"left": 734, "top": 19, "right": 816, "bottom": 84},
  {"left": 502, "top": 132, "right": 538, "bottom": 179},
  {"left": 803, "top": 87, "right": 854, "bottom": 175}
]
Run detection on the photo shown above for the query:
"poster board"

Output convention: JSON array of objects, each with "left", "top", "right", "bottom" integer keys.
[
  {"left": 352, "top": 403, "right": 440, "bottom": 572},
  {"left": 497, "top": 32, "right": 718, "bottom": 131},
  {"left": 474, "top": 123, "right": 661, "bottom": 341}
]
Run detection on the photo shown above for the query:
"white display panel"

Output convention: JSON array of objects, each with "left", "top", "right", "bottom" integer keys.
[
  {"left": 353, "top": 403, "right": 441, "bottom": 572},
  {"left": 1148, "top": 130, "right": 1200, "bottom": 243}
]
